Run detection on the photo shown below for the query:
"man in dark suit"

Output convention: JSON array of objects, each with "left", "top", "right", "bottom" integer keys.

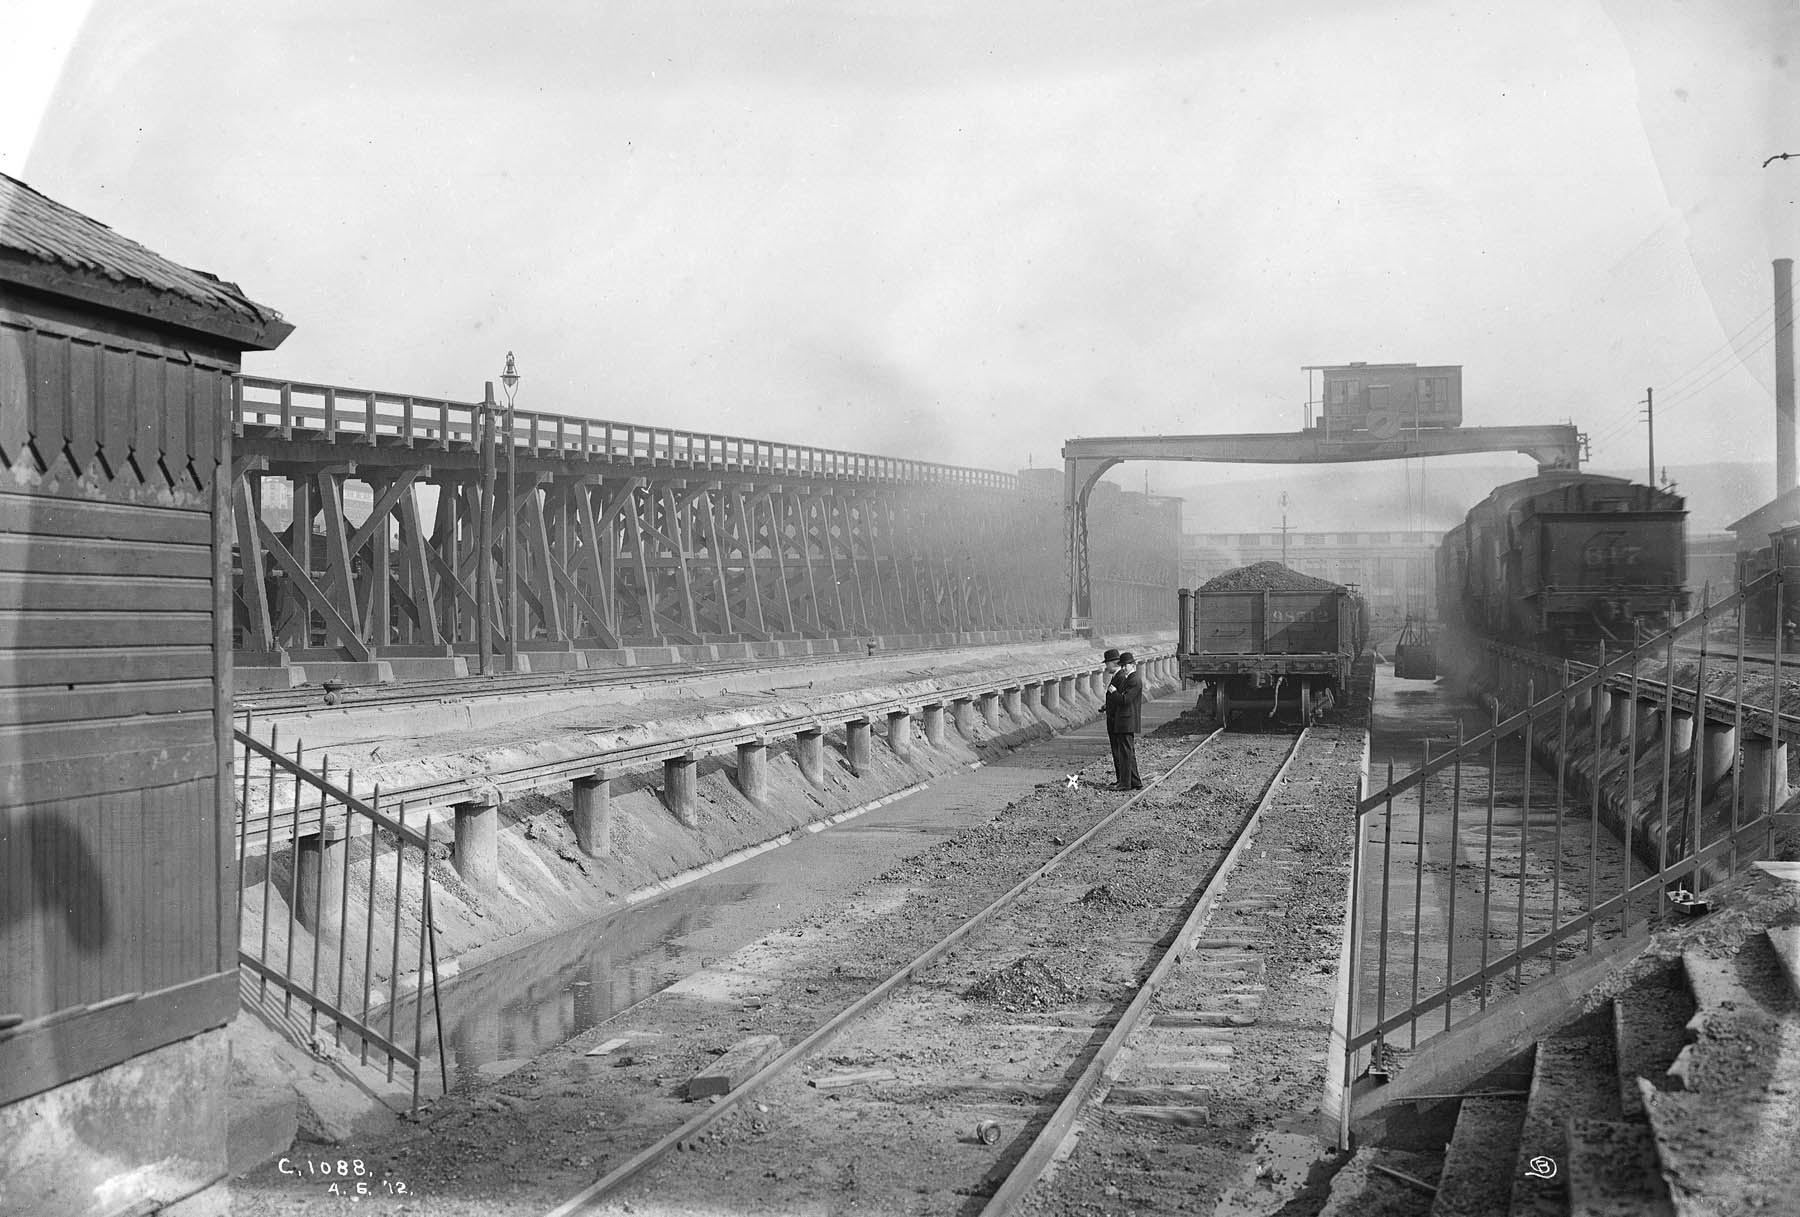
[{"left": 1105, "top": 651, "right": 1144, "bottom": 790}]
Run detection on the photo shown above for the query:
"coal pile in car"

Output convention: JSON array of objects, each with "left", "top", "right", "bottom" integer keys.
[{"left": 1196, "top": 561, "right": 1343, "bottom": 594}]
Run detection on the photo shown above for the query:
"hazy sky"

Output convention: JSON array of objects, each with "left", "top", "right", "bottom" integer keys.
[{"left": 4, "top": 1, "right": 1796, "bottom": 513}]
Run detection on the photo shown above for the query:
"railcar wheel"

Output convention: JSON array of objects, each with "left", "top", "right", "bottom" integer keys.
[
  {"left": 1299, "top": 680, "right": 1314, "bottom": 722},
  {"left": 1214, "top": 685, "right": 1231, "bottom": 724}
]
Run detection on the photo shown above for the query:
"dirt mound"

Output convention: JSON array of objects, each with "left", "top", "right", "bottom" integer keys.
[
  {"left": 1196, "top": 561, "right": 1343, "bottom": 594},
  {"left": 1078, "top": 878, "right": 1157, "bottom": 909},
  {"left": 963, "top": 957, "right": 1085, "bottom": 1010},
  {"left": 1113, "top": 836, "right": 1157, "bottom": 853}
]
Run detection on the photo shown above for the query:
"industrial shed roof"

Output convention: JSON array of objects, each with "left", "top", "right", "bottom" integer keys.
[{"left": 0, "top": 172, "right": 291, "bottom": 351}]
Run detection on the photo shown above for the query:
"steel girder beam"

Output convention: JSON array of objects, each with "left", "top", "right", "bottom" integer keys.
[{"left": 1061, "top": 424, "right": 1581, "bottom": 632}]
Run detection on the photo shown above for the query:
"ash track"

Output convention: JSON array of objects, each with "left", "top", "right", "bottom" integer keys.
[
  {"left": 235, "top": 644, "right": 980, "bottom": 716},
  {"left": 550, "top": 724, "right": 1305, "bottom": 1216}
]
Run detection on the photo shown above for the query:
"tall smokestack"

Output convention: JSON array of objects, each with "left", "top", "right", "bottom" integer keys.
[{"left": 1778, "top": 258, "right": 1795, "bottom": 495}]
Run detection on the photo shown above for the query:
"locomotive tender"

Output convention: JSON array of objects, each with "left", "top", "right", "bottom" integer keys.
[{"left": 1435, "top": 470, "right": 1688, "bottom": 653}]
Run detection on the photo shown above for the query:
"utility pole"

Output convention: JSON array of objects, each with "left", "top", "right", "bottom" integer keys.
[
  {"left": 1641, "top": 387, "right": 1654, "bottom": 485},
  {"left": 1278, "top": 491, "right": 1291, "bottom": 566}
]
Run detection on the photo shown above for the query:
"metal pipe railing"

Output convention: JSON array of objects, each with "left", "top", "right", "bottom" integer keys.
[{"left": 1341, "top": 566, "right": 1791, "bottom": 1077}]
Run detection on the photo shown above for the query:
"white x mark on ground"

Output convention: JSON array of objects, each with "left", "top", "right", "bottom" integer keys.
[{"left": 1065, "top": 774, "right": 1080, "bottom": 789}]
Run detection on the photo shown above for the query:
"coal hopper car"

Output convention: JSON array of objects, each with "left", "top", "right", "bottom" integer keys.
[{"left": 1177, "top": 564, "right": 1366, "bottom": 725}]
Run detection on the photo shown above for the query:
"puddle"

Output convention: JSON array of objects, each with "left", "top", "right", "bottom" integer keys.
[{"left": 386, "top": 880, "right": 768, "bottom": 1092}]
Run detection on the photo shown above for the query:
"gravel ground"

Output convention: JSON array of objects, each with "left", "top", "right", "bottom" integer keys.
[
  {"left": 1019, "top": 724, "right": 1366, "bottom": 1217},
  {"left": 569, "top": 720, "right": 1292, "bottom": 1215},
  {"left": 228, "top": 706, "right": 1220, "bottom": 1215}
]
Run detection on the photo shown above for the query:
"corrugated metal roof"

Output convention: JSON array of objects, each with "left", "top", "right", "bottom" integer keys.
[{"left": 0, "top": 171, "right": 284, "bottom": 329}]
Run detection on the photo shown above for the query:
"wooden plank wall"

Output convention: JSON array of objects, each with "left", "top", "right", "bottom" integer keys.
[{"left": 0, "top": 304, "right": 238, "bottom": 1098}]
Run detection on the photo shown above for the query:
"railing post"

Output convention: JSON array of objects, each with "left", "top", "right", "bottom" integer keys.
[{"left": 573, "top": 770, "right": 611, "bottom": 856}]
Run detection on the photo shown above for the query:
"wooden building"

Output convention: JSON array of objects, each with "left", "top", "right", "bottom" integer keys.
[{"left": 0, "top": 174, "right": 290, "bottom": 1214}]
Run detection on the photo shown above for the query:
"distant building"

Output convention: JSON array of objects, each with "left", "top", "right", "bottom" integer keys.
[
  {"left": 1725, "top": 486, "right": 1800, "bottom": 554},
  {"left": 1688, "top": 531, "right": 1739, "bottom": 603},
  {"left": 1182, "top": 528, "right": 1441, "bottom": 620}
]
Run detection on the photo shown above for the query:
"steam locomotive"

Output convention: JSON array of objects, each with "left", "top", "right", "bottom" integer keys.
[{"left": 1435, "top": 471, "right": 1688, "bottom": 655}]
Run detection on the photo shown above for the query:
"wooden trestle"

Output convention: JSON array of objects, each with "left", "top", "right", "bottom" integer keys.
[{"left": 231, "top": 377, "right": 1176, "bottom": 671}]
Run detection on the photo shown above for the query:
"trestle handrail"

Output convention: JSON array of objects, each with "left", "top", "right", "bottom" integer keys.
[{"left": 234, "top": 373, "right": 1017, "bottom": 490}]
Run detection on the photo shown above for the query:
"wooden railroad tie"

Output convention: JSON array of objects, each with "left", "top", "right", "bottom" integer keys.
[{"left": 685, "top": 1034, "right": 783, "bottom": 1099}]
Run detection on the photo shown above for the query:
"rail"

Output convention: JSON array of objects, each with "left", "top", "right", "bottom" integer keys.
[
  {"left": 1338, "top": 569, "right": 1789, "bottom": 1102},
  {"left": 235, "top": 727, "right": 448, "bottom": 1112},
  {"left": 233, "top": 374, "right": 1018, "bottom": 490}
]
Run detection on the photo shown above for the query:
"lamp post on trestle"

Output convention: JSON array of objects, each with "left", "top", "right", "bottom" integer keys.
[
  {"left": 477, "top": 381, "right": 497, "bottom": 675},
  {"left": 500, "top": 352, "right": 521, "bottom": 673}
]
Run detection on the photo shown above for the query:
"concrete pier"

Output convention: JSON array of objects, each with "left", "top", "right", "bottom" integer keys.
[
  {"left": 736, "top": 739, "right": 769, "bottom": 802},
  {"left": 1670, "top": 710, "right": 1695, "bottom": 753},
  {"left": 797, "top": 728, "right": 826, "bottom": 787},
  {"left": 847, "top": 719, "right": 873, "bottom": 775},
  {"left": 1744, "top": 739, "right": 1792, "bottom": 818},
  {"left": 1702, "top": 724, "right": 1736, "bottom": 788},
  {"left": 1606, "top": 691, "right": 1630, "bottom": 745},
  {"left": 453, "top": 796, "right": 499, "bottom": 892},
  {"left": 953, "top": 697, "right": 975, "bottom": 737},
  {"left": 979, "top": 692, "right": 1001, "bottom": 728},
  {"left": 572, "top": 770, "right": 611, "bottom": 856},
  {"left": 294, "top": 821, "right": 346, "bottom": 935},
  {"left": 1042, "top": 679, "right": 1061, "bottom": 711},
  {"left": 887, "top": 710, "right": 913, "bottom": 759},
  {"left": 1002, "top": 687, "right": 1023, "bottom": 719},
  {"left": 922, "top": 703, "right": 946, "bottom": 747},
  {"left": 664, "top": 753, "right": 698, "bottom": 826}
]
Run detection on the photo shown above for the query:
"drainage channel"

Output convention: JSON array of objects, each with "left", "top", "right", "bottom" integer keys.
[{"left": 382, "top": 698, "right": 1194, "bottom": 1096}]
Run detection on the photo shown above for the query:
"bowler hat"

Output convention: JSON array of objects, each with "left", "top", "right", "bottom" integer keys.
[
  {"left": 1102, "top": 648, "right": 1120, "bottom": 662},
  {"left": 1119, "top": 651, "right": 1136, "bottom": 664}
]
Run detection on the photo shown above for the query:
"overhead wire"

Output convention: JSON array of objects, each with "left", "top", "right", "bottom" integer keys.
[
  {"left": 1587, "top": 325, "right": 1778, "bottom": 455},
  {"left": 1583, "top": 306, "right": 1778, "bottom": 452}
]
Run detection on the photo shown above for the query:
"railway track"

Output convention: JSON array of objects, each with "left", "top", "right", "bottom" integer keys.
[
  {"left": 235, "top": 641, "right": 993, "bottom": 717},
  {"left": 531, "top": 723, "right": 1321, "bottom": 1215}
]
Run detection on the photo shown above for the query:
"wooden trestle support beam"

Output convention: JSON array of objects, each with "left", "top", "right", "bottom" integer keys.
[
  {"left": 230, "top": 465, "right": 1077, "bottom": 665},
  {"left": 227, "top": 375, "right": 1175, "bottom": 669}
]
